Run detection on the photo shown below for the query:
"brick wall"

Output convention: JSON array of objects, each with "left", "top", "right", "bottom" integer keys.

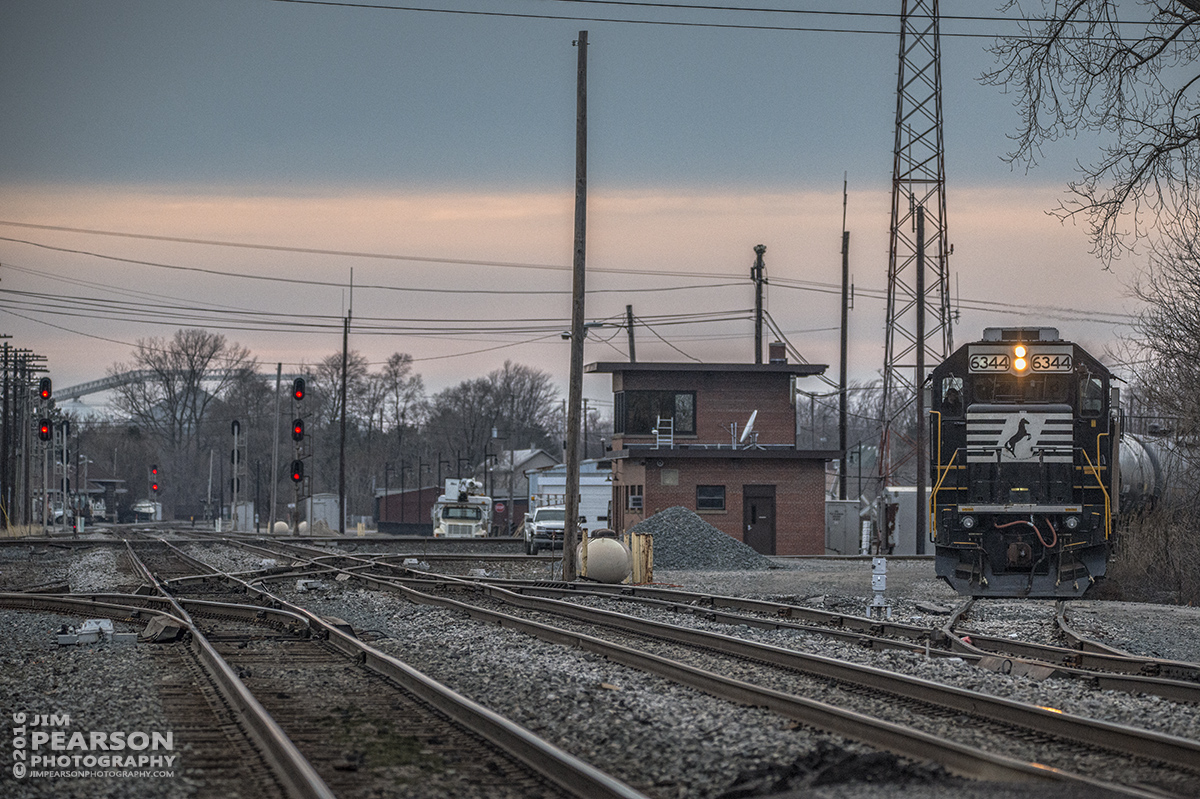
[
  {"left": 613, "top": 455, "right": 825, "bottom": 556},
  {"left": 611, "top": 370, "right": 794, "bottom": 447}
]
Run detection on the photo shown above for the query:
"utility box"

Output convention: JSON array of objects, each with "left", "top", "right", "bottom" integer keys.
[
  {"left": 881, "top": 486, "right": 929, "bottom": 556},
  {"left": 305, "top": 493, "right": 341, "bottom": 534},
  {"left": 825, "top": 500, "right": 861, "bottom": 555},
  {"left": 231, "top": 501, "right": 254, "bottom": 532}
]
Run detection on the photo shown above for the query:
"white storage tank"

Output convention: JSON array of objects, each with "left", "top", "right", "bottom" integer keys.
[{"left": 577, "top": 532, "right": 631, "bottom": 584}]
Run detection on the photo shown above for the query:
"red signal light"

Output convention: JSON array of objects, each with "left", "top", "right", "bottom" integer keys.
[
  {"left": 292, "top": 377, "right": 306, "bottom": 401},
  {"left": 151, "top": 483, "right": 159, "bottom": 492},
  {"left": 38, "top": 419, "right": 52, "bottom": 441},
  {"left": 38, "top": 377, "right": 52, "bottom": 400},
  {"left": 292, "top": 418, "right": 304, "bottom": 441},
  {"left": 290, "top": 460, "right": 304, "bottom": 483}
]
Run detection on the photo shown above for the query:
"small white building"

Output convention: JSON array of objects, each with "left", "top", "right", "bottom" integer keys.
[{"left": 526, "top": 458, "right": 613, "bottom": 532}]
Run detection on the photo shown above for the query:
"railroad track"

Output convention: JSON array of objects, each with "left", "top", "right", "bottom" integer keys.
[
  {"left": 161, "top": 535, "right": 1200, "bottom": 705},
  {"left": 217, "top": 539, "right": 1200, "bottom": 798},
  {"left": 419, "top": 570, "right": 1200, "bottom": 704},
  {"left": 120, "top": 539, "right": 649, "bottom": 799},
  {"left": 239, "top": 536, "right": 1200, "bottom": 705},
  {"left": 0, "top": 592, "right": 290, "bottom": 799}
]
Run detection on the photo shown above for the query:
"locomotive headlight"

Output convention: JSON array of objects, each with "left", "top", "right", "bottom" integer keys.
[
  {"left": 1013, "top": 344, "right": 1028, "bottom": 372},
  {"left": 960, "top": 515, "right": 977, "bottom": 530},
  {"left": 1064, "top": 515, "right": 1080, "bottom": 530}
]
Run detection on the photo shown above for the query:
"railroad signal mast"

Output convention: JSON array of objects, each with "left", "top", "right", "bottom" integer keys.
[
  {"left": 290, "top": 377, "right": 311, "bottom": 533},
  {"left": 34, "top": 369, "right": 54, "bottom": 530},
  {"left": 230, "top": 420, "right": 246, "bottom": 532},
  {"left": 880, "top": 0, "right": 954, "bottom": 518}
]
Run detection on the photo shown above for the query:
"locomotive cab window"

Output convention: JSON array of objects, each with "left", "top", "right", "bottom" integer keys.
[
  {"left": 971, "top": 374, "right": 1069, "bottom": 404},
  {"left": 1080, "top": 376, "right": 1105, "bottom": 417},
  {"left": 940, "top": 377, "right": 963, "bottom": 416}
]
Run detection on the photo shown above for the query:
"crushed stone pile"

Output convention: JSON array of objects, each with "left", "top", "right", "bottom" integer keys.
[{"left": 629, "top": 506, "right": 777, "bottom": 571}]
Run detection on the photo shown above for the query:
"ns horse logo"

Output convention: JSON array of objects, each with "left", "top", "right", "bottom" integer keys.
[{"left": 1004, "top": 417, "right": 1031, "bottom": 457}]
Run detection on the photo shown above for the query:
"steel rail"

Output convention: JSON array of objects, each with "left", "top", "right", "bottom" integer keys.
[
  {"left": 147, "top": 538, "right": 651, "bottom": 799},
  {"left": 285, "top": 570, "right": 1170, "bottom": 794},
  {"left": 1056, "top": 601, "right": 1200, "bottom": 681},
  {"left": 211, "top": 537, "right": 1200, "bottom": 697},
  {"left": 212, "top": 540, "right": 1195, "bottom": 795},
  {"left": 936, "top": 598, "right": 1200, "bottom": 702},
  {"left": 386, "top": 574, "right": 1200, "bottom": 774},
  {"left": 120, "top": 543, "right": 338, "bottom": 799},
  {"left": 354, "top": 561, "right": 1200, "bottom": 704}
]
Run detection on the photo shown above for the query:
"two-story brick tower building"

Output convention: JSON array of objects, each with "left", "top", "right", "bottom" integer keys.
[{"left": 589, "top": 359, "right": 840, "bottom": 556}]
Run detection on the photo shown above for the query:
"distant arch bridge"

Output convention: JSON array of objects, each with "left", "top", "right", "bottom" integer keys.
[{"left": 57, "top": 370, "right": 308, "bottom": 401}]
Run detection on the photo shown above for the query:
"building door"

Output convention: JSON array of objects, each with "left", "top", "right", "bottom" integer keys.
[{"left": 743, "top": 485, "right": 776, "bottom": 555}]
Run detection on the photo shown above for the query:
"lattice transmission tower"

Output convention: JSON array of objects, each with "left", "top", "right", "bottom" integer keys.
[{"left": 879, "top": 0, "right": 954, "bottom": 485}]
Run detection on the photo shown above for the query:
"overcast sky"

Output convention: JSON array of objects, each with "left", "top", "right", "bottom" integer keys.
[{"left": 0, "top": 0, "right": 1139, "bottom": 417}]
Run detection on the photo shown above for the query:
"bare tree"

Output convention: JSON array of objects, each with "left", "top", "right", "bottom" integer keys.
[
  {"left": 108, "top": 329, "right": 256, "bottom": 515},
  {"left": 487, "top": 361, "right": 559, "bottom": 451},
  {"left": 110, "top": 329, "right": 255, "bottom": 451},
  {"left": 311, "top": 350, "right": 369, "bottom": 430},
  {"left": 985, "top": 0, "right": 1200, "bottom": 260},
  {"left": 1128, "top": 233, "right": 1200, "bottom": 442},
  {"left": 382, "top": 352, "right": 425, "bottom": 435},
  {"left": 424, "top": 378, "right": 499, "bottom": 473}
]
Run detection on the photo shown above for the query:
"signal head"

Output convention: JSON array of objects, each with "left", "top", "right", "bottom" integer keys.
[
  {"left": 290, "top": 459, "right": 304, "bottom": 483},
  {"left": 38, "top": 419, "right": 52, "bottom": 441},
  {"left": 151, "top": 483, "right": 159, "bottom": 493},
  {"left": 292, "top": 377, "right": 306, "bottom": 401},
  {"left": 292, "top": 418, "right": 304, "bottom": 441},
  {"left": 38, "top": 377, "right": 52, "bottom": 400}
]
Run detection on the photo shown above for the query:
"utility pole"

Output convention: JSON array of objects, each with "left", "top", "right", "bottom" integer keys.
[
  {"left": 626, "top": 304, "right": 636, "bottom": 362},
  {"left": 338, "top": 274, "right": 353, "bottom": 536},
  {"left": 839, "top": 218, "right": 851, "bottom": 501},
  {"left": 752, "top": 245, "right": 766, "bottom": 364},
  {"left": 564, "top": 29, "right": 588, "bottom": 580},
  {"left": 270, "top": 363, "right": 281, "bottom": 533}
]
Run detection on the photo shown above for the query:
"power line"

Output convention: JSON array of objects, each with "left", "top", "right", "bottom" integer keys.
[
  {"left": 0, "top": 224, "right": 1138, "bottom": 323},
  {"left": 265, "top": 0, "right": 1167, "bottom": 39}
]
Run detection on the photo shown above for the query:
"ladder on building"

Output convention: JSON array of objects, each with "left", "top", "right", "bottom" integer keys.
[{"left": 655, "top": 417, "right": 674, "bottom": 449}]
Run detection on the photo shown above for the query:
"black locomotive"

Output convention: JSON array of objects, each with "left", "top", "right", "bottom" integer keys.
[{"left": 928, "top": 327, "right": 1118, "bottom": 597}]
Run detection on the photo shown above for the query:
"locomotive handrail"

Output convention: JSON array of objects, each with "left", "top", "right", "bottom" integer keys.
[
  {"left": 928, "top": 447, "right": 960, "bottom": 541},
  {"left": 1079, "top": 445, "right": 1112, "bottom": 541},
  {"left": 929, "top": 409, "right": 960, "bottom": 542}
]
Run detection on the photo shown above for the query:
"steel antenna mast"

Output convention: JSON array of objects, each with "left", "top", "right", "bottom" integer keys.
[{"left": 880, "top": 0, "right": 953, "bottom": 489}]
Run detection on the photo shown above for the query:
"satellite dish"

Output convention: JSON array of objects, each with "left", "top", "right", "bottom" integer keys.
[{"left": 739, "top": 410, "right": 758, "bottom": 444}]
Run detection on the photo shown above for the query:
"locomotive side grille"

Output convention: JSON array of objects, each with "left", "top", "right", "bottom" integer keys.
[{"left": 965, "top": 411, "right": 1074, "bottom": 463}]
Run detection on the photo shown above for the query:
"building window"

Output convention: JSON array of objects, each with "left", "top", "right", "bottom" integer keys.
[
  {"left": 625, "top": 485, "right": 643, "bottom": 510},
  {"left": 617, "top": 390, "right": 696, "bottom": 435},
  {"left": 696, "top": 485, "right": 726, "bottom": 512}
]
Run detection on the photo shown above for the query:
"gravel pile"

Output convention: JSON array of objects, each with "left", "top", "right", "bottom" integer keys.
[{"left": 630, "top": 507, "right": 776, "bottom": 571}]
